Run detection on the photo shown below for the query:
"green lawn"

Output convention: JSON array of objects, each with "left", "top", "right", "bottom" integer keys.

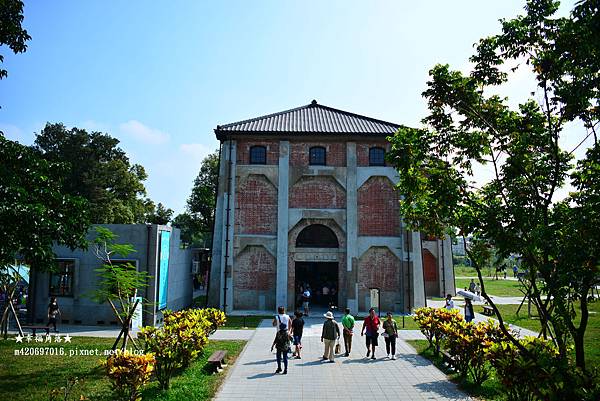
[
  {"left": 394, "top": 315, "right": 420, "bottom": 330},
  {"left": 0, "top": 336, "right": 245, "bottom": 401},
  {"left": 455, "top": 277, "right": 525, "bottom": 297},
  {"left": 224, "top": 315, "right": 271, "bottom": 329}
]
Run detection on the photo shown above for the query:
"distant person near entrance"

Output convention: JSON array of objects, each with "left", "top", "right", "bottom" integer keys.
[
  {"left": 302, "top": 288, "right": 311, "bottom": 317},
  {"left": 321, "top": 311, "right": 340, "bottom": 362},
  {"left": 341, "top": 308, "right": 355, "bottom": 356},
  {"left": 361, "top": 307, "right": 380, "bottom": 360}
]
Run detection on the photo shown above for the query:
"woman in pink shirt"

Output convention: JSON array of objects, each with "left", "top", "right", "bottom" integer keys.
[{"left": 361, "top": 308, "right": 380, "bottom": 359}]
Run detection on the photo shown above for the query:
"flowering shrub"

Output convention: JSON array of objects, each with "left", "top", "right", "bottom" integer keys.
[
  {"left": 413, "top": 307, "right": 463, "bottom": 354},
  {"left": 138, "top": 307, "right": 224, "bottom": 390},
  {"left": 198, "top": 308, "right": 227, "bottom": 334},
  {"left": 105, "top": 350, "right": 155, "bottom": 401}
]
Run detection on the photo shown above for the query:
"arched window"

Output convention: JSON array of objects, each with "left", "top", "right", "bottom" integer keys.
[
  {"left": 309, "top": 146, "right": 326, "bottom": 166},
  {"left": 296, "top": 224, "right": 339, "bottom": 248},
  {"left": 369, "top": 147, "right": 385, "bottom": 166},
  {"left": 249, "top": 145, "right": 266, "bottom": 164}
]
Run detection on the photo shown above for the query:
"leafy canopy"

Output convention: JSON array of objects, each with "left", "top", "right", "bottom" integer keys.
[{"left": 0, "top": 0, "right": 31, "bottom": 81}]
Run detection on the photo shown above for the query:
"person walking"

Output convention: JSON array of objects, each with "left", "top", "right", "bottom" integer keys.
[
  {"left": 341, "top": 308, "right": 355, "bottom": 356},
  {"left": 47, "top": 297, "right": 61, "bottom": 333},
  {"left": 272, "top": 306, "right": 292, "bottom": 333},
  {"left": 382, "top": 312, "right": 398, "bottom": 359},
  {"left": 444, "top": 294, "right": 455, "bottom": 310},
  {"left": 475, "top": 283, "right": 481, "bottom": 296},
  {"left": 271, "top": 323, "right": 291, "bottom": 374},
  {"left": 361, "top": 307, "right": 380, "bottom": 359},
  {"left": 321, "top": 311, "right": 340, "bottom": 363},
  {"left": 468, "top": 279, "right": 476, "bottom": 293},
  {"left": 464, "top": 298, "right": 475, "bottom": 323},
  {"left": 291, "top": 310, "right": 305, "bottom": 359},
  {"left": 513, "top": 265, "right": 518, "bottom": 278}
]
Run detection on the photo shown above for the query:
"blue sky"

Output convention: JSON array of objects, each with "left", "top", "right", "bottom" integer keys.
[{"left": 1, "top": 0, "right": 583, "bottom": 215}]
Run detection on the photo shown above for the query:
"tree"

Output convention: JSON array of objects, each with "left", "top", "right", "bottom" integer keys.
[
  {"left": 90, "top": 227, "right": 150, "bottom": 351},
  {"left": 0, "top": 134, "right": 90, "bottom": 332},
  {"left": 34, "top": 123, "right": 155, "bottom": 224},
  {"left": 0, "top": 0, "right": 31, "bottom": 81},
  {"left": 146, "top": 202, "right": 174, "bottom": 225},
  {"left": 173, "top": 150, "right": 219, "bottom": 247},
  {"left": 388, "top": 0, "right": 599, "bottom": 375}
]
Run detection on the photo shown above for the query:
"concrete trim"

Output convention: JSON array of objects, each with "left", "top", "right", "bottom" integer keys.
[
  {"left": 276, "top": 140, "right": 290, "bottom": 308},
  {"left": 357, "top": 236, "right": 403, "bottom": 260},
  {"left": 346, "top": 142, "right": 358, "bottom": 273},
  {"left": 288, "top": 208, "right": 346, "bottom": 232},
  {"left": 225, "top": 141, "right": 237, "bottom": 313},
  {"left": 289, "top": 165, "right": 347, "bottom": 189},
  {"left": 356, "top": 166, "right": 400, "bottom": 188},
  {"left": 234, "top": 236, "right": 277, "bottom": 258},
  {"left": 236, "top": 165, "right": 278, "bottom": 189},
  {"left": 411, "top": 231, "right": 425, "bottom": 308}
]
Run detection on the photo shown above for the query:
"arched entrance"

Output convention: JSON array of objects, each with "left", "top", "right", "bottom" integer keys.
[{"left": 294, "top": 224, "right": 339, "bottom": 309}]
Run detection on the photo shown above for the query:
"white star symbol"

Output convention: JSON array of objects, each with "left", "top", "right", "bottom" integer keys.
[
  {"left": 63, "top": 334, "right": 72, "bottom": 343},
  {"left": 15, "top": 334, "right": 23, "bottom": 343}
]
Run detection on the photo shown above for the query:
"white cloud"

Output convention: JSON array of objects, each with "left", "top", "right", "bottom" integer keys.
[
  {"left": 180, "top": 143, "right": 212, "bottom": 162},
  {"left": 0, "top": 123, "right": 23, "bottom": 141},
  {"left": 119, "top": 120, "right": 170, "bottom": 145}
]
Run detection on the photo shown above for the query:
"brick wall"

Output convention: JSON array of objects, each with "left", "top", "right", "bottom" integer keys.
[
  {"left": 357, "top": 247, "right": 401, "bottom": 311},
  {"left": 356, "top": 141, "right": 391, "bottom": 167},
  {"left": 233, "top": 245, "right": 276, "bottom": 310},
  {"left": 357, "top": 176, "right": 400, "bottom": 236},
  {"left": 236, "top": 140, "right": 279, "bottom": 165},
  {"left": 235, "top": 174, "right": 277, "bottom": 234},
  {"left": 290, "top": 142, "right": 346, "bottom": 166},
  {"left": 289, "top": 176, "right": 346, "bottom": 209}
]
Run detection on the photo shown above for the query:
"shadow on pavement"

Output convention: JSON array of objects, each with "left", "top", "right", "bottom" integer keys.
[
  {"left": 247, "top": 372, "right": 277, "bottom": 380},
  {"left": 414, "top": 380, "right": 467, "bottom": 400},
  {"left": 395, "top": 354, "right": 432, "bottom": 367},
  {"left": 243, "top": 359, "right": 274, "bottom": 365}
]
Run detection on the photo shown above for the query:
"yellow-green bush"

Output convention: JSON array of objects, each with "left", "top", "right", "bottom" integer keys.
[
  {"left": 198, "top": 307, "right": 227, "bottom": 334},
  {"left": 413, "top": 307, "right": 463, "bottom": 354},
  {"left": 105, "top": 350, "right": 155, "bottom": 401}
]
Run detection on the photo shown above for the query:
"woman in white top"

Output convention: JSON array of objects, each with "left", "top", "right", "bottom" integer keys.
[
  {"left": 273, "top": 306, "right": 292, "bottom": 333},
  {"left": 444, "top": 294, "right": 455, "bottom": 310}
]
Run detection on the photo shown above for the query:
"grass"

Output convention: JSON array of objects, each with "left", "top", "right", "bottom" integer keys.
[
  {"left": 393, "top": 315, "right": 420, "bottom": 330},
  {"left": 455, "top": 277, "right": 525, "bottom": 297},
  {"left": 0, "top": 336, "right": 245, "bottom": 401},
  {"left": 407, "top": 339, "right": 504, "bottom": 400},
  {"left": 224, "top": 315, "right": 271, "bottom": 329},
  {"left": 191, "top": 295, "right": 207, "bottom": 308}
]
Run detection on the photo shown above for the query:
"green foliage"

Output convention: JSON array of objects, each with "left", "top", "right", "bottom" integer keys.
[
  {"left": 0, "top": 0, "right": 31, "bottom": 82},
  {"left": 146, "top": 203, "right": 174, "bottom": 225},
  {"left": 197, "top": 308, "right": 227, "bottom": 335},
  {"left": 34, "top": 123, "right": 156, "bottom": 224},
  {"left": 173, "top": 150, "right": 219, "bottom": 247},
  {"left": 388, "top": 0, "right": 600, "bottom": 373},
  {"left": 138, "top": 308, "right": 225, "bottom": 390},
  {"left": 413, "top": 307, "right": 463, "bottom": 354},
  {"left": 105, "top": 350, "right": 155, "bottom": 401},
  {"left": 488, "top": 336, "right": 599, "bottom": 401},
  {"left": 0, "top": 134, "right": 90, "bottom": 270}
]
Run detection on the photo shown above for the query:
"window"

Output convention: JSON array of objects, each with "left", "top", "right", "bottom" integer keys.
[
  {"left": 296, "top": 224, "right": 339, "bottom": 248},
  {"left": 369, "top": 147, "right": 385, "bottom": 166},
  {"left": 49, "top": 260, "right": 75, "bottom": 297},
  {"left": 249, "top": 146, "right": 266, "bottom": 164},
  {"left": 309, "top": 146, "right": 326, "bottom": 165}
]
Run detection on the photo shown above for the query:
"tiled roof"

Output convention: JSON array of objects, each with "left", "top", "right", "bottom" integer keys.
[{"left": 214, "top": 100, "right": 401, "bottom": 139}]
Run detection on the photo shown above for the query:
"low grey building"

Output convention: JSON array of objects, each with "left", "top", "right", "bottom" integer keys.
[{"left": 30, "top": 224, "right": 192, "bottom": 327}]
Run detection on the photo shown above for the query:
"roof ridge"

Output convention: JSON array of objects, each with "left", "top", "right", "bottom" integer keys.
[{"left": 216, "top": 101, "right": 400, "bottom": 130}]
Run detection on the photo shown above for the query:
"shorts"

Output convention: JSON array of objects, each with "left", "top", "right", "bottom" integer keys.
[
  {"left": 303, "top": 301, "right": 309, "bottom": 309},
  {"left": 366, "top": 334, "right": 378, "bottom": 347},
  {"left": 293, "top": 335, "right": 302, "bottom": 346}
]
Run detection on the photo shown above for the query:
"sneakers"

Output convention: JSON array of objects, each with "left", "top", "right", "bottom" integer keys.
[
  {"left": 371, "top": 355, "right": 376, "bottom": 360},
  {"left": 386, "top": 354, "right": 390, "bottom": 359},
  {"left": 283, "top": 370, "right": 287, "bottom": 375},
  {"left": 275, "top": 368, "right": 282, "bottom": 374},
  {"left": 392, "top": 355, "right": 396, "bottom": 360},
  {"left": 366, "top": 350, "right": 370, "bottom": 357},
  {"left": 344, "top": 352, "right": 349, "bottom": 357}
]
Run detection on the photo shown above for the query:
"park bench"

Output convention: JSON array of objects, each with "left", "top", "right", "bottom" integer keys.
[
  {"left": 207, "top": 350, "right": 228, "bottom": 374},
  {"left": 482, "top": 306, "right": 495, "bottom": 316},
  {"left": 440, "top": 350, "right": 456, "bottom": 371},
  {"left": 21, "top": 325, "right": 50, "bottom": 335}
]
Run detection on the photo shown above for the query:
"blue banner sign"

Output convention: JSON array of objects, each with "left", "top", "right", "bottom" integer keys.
[{"left": 158, "top": 231, "right": 171, "bottom": 310}]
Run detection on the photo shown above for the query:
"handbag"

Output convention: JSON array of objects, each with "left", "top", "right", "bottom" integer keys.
[
  {"left": 335, "top": 341, "right": 340, "bottom": 354},
  {"left": 382, "top": 332, "right": 389, "bottom": 338}
]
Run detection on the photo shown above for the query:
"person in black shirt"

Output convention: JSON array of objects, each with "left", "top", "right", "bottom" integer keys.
[{"left": 291, "top": 310, "right": 305, "bottom": 359}]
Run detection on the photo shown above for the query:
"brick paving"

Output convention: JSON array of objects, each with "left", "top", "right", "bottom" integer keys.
[{"left": 214, "top": 318, "right": 470, "bottom": 401}]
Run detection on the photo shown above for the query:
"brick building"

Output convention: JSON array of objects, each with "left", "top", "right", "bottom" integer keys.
[{"left": 208, "top": 101, "right": 455, "bottom": 314}]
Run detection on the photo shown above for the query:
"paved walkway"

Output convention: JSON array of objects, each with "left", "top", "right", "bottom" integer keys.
[{"left": 215, "top": 318, "right": 470, "bottom": 401}]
